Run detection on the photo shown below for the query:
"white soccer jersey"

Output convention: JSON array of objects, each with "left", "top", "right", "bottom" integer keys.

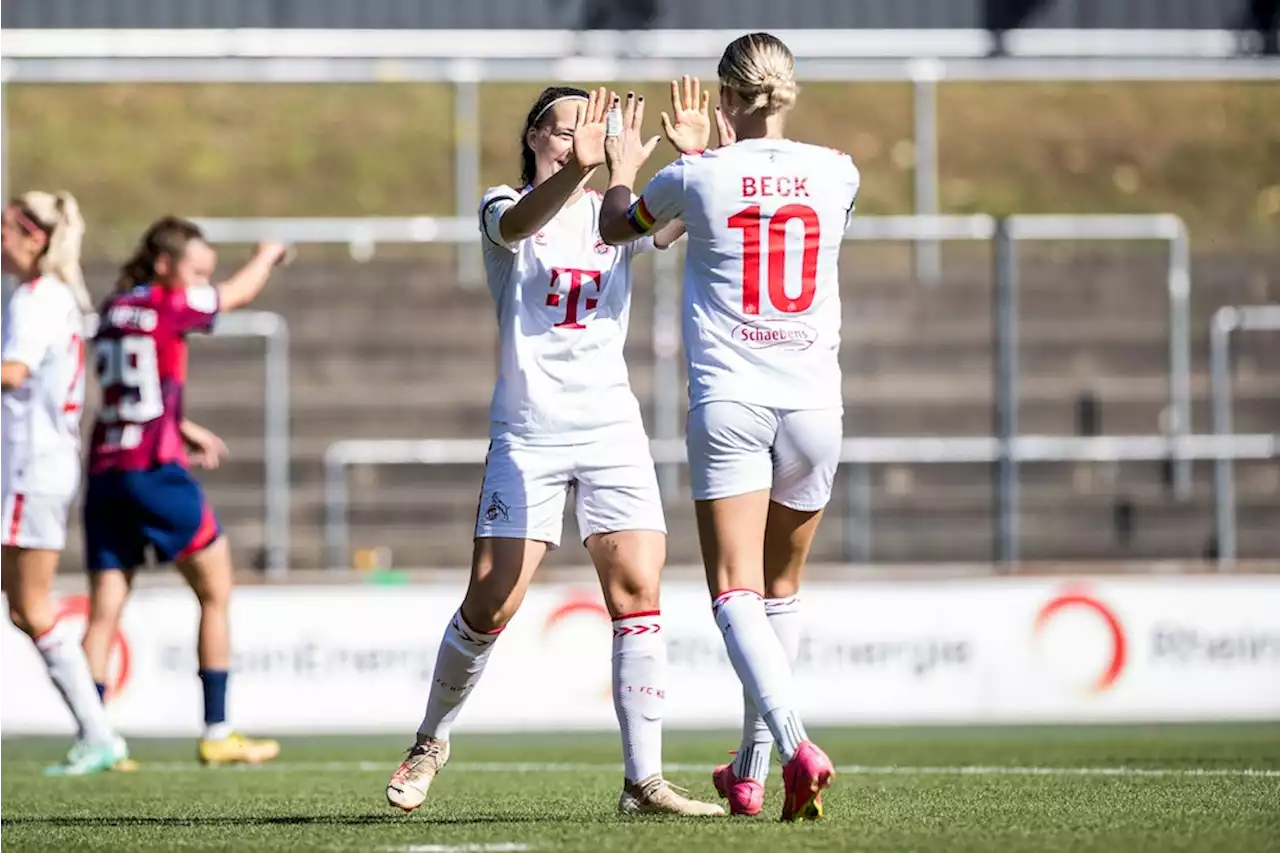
[
  {"left": 635, "top": 139, "right": 859, "bottom": 410},
  {"left": 1, "top": 275, "right": 87, "bottom": 498},
  {"left": 480, "top": 184, "right": 657, "bottom": 444}
]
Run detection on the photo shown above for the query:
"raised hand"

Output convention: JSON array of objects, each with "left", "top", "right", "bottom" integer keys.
[
  {"left": 660, "top": 75, "right": 712, "bottom": 155},
  {"left": 572, "top": 86, "right": 610, "bottom": 172},
  {"left": 605, "top": 91, "right": 661, "bottom": 177},
  {"left": 714, "top": 104, "right": 737, "bottom": 148},
  {"left": 182, "top": 421, "right": 229, "bottom": 470},
  {"left": 253, "top": 241, "right": 293, "bottom": 267}
]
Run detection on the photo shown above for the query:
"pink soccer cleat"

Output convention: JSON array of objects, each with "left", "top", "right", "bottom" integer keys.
[
  {"left": 712, "top": 757, "right": 765, "bottom": 817},
  {"left": 780, "top": 741, "right": 834, "bottom": 822}
]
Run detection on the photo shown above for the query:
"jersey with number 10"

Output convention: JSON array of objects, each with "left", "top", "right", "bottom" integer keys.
[
  {"left": 634, "top": 139, "right": 859, "bottom": 410},
  {"left": 88, "top": 283, "right": 219, "bottom": 474}
]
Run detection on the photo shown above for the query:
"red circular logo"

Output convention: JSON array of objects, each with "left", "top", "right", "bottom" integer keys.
[
  {"left": 543, "top": 592, "right": 610, "bottom": 631},
  {"left": 55, "top": 594, "right": 131, "bottom": 702},
  {"left": 1033, "top": 589, "right": 1127, "bottom": 693}
]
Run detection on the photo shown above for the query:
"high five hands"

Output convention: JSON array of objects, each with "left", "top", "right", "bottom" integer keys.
[
  {"left": 590, "top": 75, "right": 737, "bottom": 178},
  {"left": 572, "top": 86, "right": 612, "bottom": 172},
  {"left": 714, "top": 99, "right": 736, "bottom": 148},
  {"left": 660, "top": 75, "right": 736, "bottom": 154},
  {"left": 603, "top": 91, "right": 662, "bottom": 178},
  {"left": 660, "top": 75, "right": 711, "bottom": 155}
]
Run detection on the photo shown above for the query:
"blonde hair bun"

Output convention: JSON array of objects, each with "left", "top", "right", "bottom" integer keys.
[{"left": 718, "top": 32, "right": 799, "bottom": 115}]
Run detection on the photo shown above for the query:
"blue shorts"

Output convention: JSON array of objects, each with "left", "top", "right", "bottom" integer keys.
[{"left": 84, "top": 462, "right": 222, "bottom": 571}]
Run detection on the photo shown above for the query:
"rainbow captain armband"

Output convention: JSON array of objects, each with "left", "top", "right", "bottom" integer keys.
[{"left": 625, "top": 198, "right": 657, "bottom": 234}]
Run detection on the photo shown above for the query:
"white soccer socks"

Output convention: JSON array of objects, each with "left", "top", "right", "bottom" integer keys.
[
  {"left": 35, "top": 622, "right": 117, "bottom": 745},
  {"left": 712, "top": 590, "right": 808, "bottom": 765},
  {"left": 732, "top": 595, "right": 802, "bottom": 783},
  {"left": 611, "top": 610, "right": 666, "bottom": 784},
  {"left": 417, "top": 609, "right": 501, "bottom": 742}
]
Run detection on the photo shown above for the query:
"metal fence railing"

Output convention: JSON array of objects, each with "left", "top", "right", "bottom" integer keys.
[
  {"left": 323, "top": 434, "right": 1280, "bottom": 572},
  {"left": 1210, "top": 305, "right": 1280, "bottom": 566},
  {"left": 197, "top": 310, "right": 291, "bottom": 577},
  {"left": 995, "top": 214, "right": 1194, "bottom": 555},
  {"left": 193, "top": 212, "right": 1198, "bottom": 565}
]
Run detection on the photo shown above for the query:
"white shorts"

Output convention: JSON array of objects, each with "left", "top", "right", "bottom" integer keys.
[
  {"left": 687, "top": 401, "right": 843, "bottom": 511},
  {"left": 474, "top": 432, "right": 666, "bottom": 548},
  {"left": 1, "top": 491, "right": 72, "bottom": 551}
]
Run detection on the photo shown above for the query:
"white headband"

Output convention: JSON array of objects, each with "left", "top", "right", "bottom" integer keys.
[{"left": 534, "top": 94, "right": 588, "bottom": 124}]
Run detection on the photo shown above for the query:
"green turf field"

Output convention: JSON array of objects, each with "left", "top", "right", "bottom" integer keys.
[{"left": 3, "top": 725, "right": 1279, "bottom": 852}]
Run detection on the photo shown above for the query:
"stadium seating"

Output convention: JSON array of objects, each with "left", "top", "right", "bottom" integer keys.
[{"left": 68, "top": 249, "right": 1278, "bottom": 571}]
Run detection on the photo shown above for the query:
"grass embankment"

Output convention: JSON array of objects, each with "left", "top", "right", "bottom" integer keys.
[{"left": 7, "top": 82, "right": 1279, "bottom": 256}]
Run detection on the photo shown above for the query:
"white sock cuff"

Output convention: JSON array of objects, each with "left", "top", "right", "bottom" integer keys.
[
  {"left": 449, "top": 610, "right": 502, "bottom": 650},
  {"left": 34, "top": 622, "right": 66, "bottom": 653},
  {"left": 612, "top": 610, "right": 662, "bottom": 638},
  {"left": 764, "top": 595, "right": 801, "bottom": 617},
  {"left": 712, "top": 588, "right": 762, "bottom": 615}
]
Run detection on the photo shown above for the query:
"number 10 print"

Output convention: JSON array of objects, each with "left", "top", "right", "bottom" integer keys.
[{"left": 727, "top": 203, "right": 820, "bottom": 315}]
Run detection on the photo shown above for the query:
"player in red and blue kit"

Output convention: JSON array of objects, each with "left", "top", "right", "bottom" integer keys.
[{"left": 81, "top": 216, "right": 289, "bottom": 765}]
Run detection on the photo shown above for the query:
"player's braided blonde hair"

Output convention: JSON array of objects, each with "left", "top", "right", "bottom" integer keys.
[
  {"left": 116, "top": 216, "right": 205, "bottom": 293},
  {"left": 717, "top": 32, "right": 799, "bottom": 115},
  {"left": 12, "top": 190, "right": 94, "bottom": 313}
]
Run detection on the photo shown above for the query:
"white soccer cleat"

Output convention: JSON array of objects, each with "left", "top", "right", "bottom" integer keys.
[
  {"left": 44, "top": 735, "right": 129, "bottom": 777},
  {"left": 386, "top": 739, "right": 450, "bottom": 813},
  {"left": 618, "top": 774, "right": 727, "bottom": 816}
]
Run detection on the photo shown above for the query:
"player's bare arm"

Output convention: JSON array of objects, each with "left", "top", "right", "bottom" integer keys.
[
  {"left": 498, "top": 87, "right": 611, "bottom": 244},
  {"left": 652, "top": 220, "right": 686, "bottom": 249},
  {"left": 215, "top": 241, "right": 291, "bottom": 312},
  {"left": 601, "top": 80, "right": 710, "bottom": 245},
  {"left": 180, "top": 419, "right": 229, "bottom": 470},
  {"left": 600, "top": 91, "right": 664, "bottom": 245}
]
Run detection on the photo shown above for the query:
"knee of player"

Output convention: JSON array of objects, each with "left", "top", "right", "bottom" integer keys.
[
  {"left": 601, "top": 574, "right": 660, "bottom": 618},
  {"left": 8, "top": 601, "right": 51, "bottom": 638},
  {"left": 192, "top": 582, "right": 231, "bottom": 610},
  {"left": 459, "top": 591, "right": 520, "bottom": 633},
  {"left": 6, "top": 603, "right": 30, "bottom": 634}
]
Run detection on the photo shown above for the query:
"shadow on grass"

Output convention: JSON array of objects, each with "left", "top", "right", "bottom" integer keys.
[{"left": 1, "top": 813, "right": 556, "bottom": 828}]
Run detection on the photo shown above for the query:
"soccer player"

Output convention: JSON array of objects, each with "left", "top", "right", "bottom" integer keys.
[
  {"left": 81, "top": 216, "right": 288, "bottom": 765},
  {"left": 599, "top": 34, "right": 860, "bottom": 821},
  {"left": 1, "top": 190, "right": 129, "bottom": 776},
  {"left": 386, "top": 86, "right": 722, "bottom": 818}
]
